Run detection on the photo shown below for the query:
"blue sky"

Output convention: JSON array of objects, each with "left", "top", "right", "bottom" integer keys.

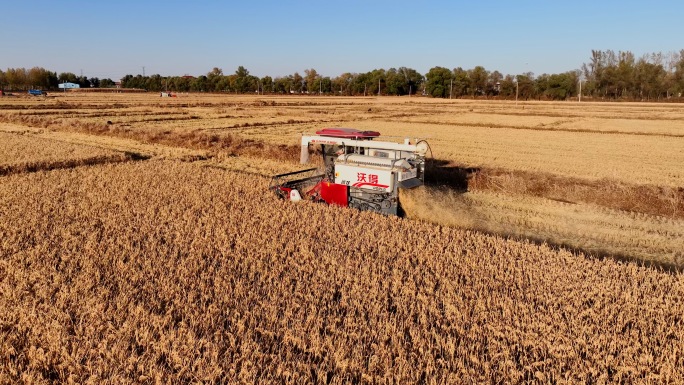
[{"left": 2, "top": 1, "right": 682, "bottom": 80}]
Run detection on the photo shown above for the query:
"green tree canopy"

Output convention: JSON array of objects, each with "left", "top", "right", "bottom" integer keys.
[
  {"left": 468, "top": 66, "right": 488, "bottom": 96},
  {"left": 12, "top": 48, "right": 683, "bottom": 99},
  {"left": 425, "top": 67, "right": 452, "bottom": 98},
  {"left": 452, "top": 67, "right": 469, "bottom": 97}
]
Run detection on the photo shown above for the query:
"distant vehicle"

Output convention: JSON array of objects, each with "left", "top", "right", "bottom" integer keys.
[{"left": 28, "top": 90, "right": 43, "bottom": 96}]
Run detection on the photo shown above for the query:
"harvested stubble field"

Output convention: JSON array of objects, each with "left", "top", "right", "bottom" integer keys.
[
  {"left": 1, "top": 161, "right": 683, "bottom": 384},
  {"left": 1, "top": 93, "right": 684, "bottom": 382},
  {"left": 0, "top": 131, "right": 133, "bottom": 176}
]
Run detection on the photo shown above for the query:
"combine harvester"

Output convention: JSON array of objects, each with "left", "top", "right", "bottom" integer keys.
[{"left": 270, "top": 128, "right": 429, "bottom": 216}]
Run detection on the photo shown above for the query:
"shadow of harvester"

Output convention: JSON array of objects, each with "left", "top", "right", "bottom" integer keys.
[{"left": 423, "top": 158, "right": 479, "bottom": 192}]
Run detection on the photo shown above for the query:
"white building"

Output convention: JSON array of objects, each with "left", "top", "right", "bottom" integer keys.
[{"left": 58, "top": 82, "right": 80, "bottom": 89}]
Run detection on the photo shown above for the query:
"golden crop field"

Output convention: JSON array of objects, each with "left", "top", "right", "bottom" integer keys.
[
  {"left": 2, "top": 161, "right": 683, "bottom": 383},
  {"left": 1, "top": 92, "right": 684, "bottom": 382},
  {"left": 1, "top": 93, "right": 682, "bottom": 264},
  {"left": 0, "top": 131, "right": 132, "bottom": 176},
  {"left": 4, "top": 94, "right": 683, "bottom": 186}
]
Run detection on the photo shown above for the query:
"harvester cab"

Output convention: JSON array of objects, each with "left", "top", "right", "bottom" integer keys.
[{"left": 270, "top": 128, "right": 429, "bottom": 216}]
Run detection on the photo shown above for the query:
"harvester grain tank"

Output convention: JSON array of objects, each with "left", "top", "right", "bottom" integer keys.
[{"left": 270, "top": 128, "right": 429, "bottom": 216}]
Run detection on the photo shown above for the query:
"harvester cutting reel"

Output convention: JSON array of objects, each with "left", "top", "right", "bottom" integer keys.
[
  {"left": 269, "top": 168, "right": 324, "bottom": 202},
  {"left": 270, "top": 168, "right": 393, "bottom": 212}
]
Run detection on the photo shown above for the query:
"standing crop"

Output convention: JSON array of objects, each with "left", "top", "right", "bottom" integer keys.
[{"left": 1, "top": 161, "right": 683, "bottom": 383}]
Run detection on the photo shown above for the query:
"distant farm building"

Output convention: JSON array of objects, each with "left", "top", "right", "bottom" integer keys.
[{"left": 58, "top": 82, "right": 80, "bottom": 89}]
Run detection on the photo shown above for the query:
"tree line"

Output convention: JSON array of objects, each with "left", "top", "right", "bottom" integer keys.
[
  {"left": 2, "top": 49, "right": 683, "bottom": 100},
  {"left": 119, "top": 66, "right": 424, "bottom": 97},
  {"left": 0, "top": 67, "right": 115, "bottom": 91},
  {"left": 582, "top": 50, "right": 684, "bottom": 100}
]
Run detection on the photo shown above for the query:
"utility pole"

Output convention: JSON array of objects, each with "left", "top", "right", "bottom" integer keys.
[
  {"left": 515, "top": 78, "right": 519, "bottom": 105},
  {"left": 579, "top": 79, "right": 582, "bottom": 102},
  {"left": 378, "top": 79, "right": 381, "bottom": 96},
  {"left": 450, "top": 78, "right": 453, "bottom": 99},
  {"left": 142, "top": 67, "right": 145, "bottom": 77}
]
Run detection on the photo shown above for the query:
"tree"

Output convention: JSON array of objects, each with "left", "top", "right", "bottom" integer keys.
[
  {"left": 452, "top": 67, "right": 469, "bottom": 97},
  {"left": 120, "top": 74, "right": 133, "bottom": 88},
  {"left": 75, "top": 76, "right": 91, "bottom": 88},
  {"left": 425, "top": 67, "right": 452, "bottom": 98},
  {"left": 384, "top": 68, "right": 404, "bottom": 96},
  {"left": 499, "top": 74, "right": 516, "bottom": 97},
  {"left": 192, "top": 75, "right": 208, "bottom": 92},
  {"left": 367, "top": 69, "right": 385, "bottom": 95},
  {"left": 351, "top": 72, "right": 371, "bottom": 95},
  {"left": 26, "top": 67, "right": 58, "bottom": 89},
  {"left": 27, "top": 67, "right": 47, "bottom": 89},
  {"left": 304, "top": 68, "right": 320, "bottom": 94},
  {"left": 616, "top": 51, "right": 635, "bottom": 98},
  {"left": 635, "top": 57, "right": 665, "bottom": 100},
  {"left": 399, "top": 67, "right": 423, "bottom": 96},
  {"left": 292, "top": 72, "right": 303, "bottom": 93},
  {"left": 273, "top": 76, "right": 291, "bottom": 94},
  {"left": 100, "top": 78, "right": 115, "bottom": 88},
  {"left": 260, "top": 76, "right": 273, "bottom": 93},
  {"left": 307, "top": 74, "right": 331, "bottom": 94},
  {"left": 6, "top": 68, "right": 28, "bottom": 90},
  {"left": 248, "top": 75, "right": 259, "bottom": 93},
  {"left": 487, "top": 70, "right": 503, "bottom": 96},
  {"left": 515, "top": 73, "right": 534, "bottom": 100},
  {"left": 58, "top": 72, "right": 78, "bottom": 84},
  {"left": 468, "top": 66, "right": 488, "bottom": 96},
  {"left": 172, "top": 76, "right": 191, "bottom": 92},
  {"left": 673, "top": 50, "right": 684, "bottom": 96},
  {"left": 122, "top": 74, "right": 150, "bottom": 89},
  {"left": 213, "top": 76, "right": 227, "bottom": 91},
  {"left": 232, "top": 66, "right": 251, "bottom": 93},
  {"left": 383, "top": 67, "right": 422, "bottom": 96},
  {"left": 583, "top": 50, "right": 605, "bottom": 97},
  {"left": 207, "top": 67, "right": 224, "bottom": 92},
  {"left": 538, "top": 71, "right": 577, "bottom": 100},
  {"left": 320, "top": 77, "right": 332, "bottom": 94},
  {"left": 333, "top": 73, "right": 355, "bottom": 95},
  {"left": 146, "top": 74, "right": 163, "bottom": 91}
]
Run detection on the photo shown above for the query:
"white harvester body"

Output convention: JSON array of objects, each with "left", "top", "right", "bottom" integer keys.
[{"left": 271, "top": 128, "right": 428, "bottom": 215}]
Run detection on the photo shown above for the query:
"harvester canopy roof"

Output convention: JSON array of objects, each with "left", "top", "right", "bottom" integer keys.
[{"left": 316, "top": 127, "right": 380, "bottom": 139}]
